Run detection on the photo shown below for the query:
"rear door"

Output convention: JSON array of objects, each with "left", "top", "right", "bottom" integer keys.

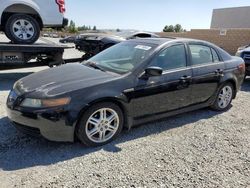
[{"left": 188, "top": 43, "right": 225, "bottom": 104}]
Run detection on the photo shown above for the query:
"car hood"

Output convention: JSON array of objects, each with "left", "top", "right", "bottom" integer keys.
[
  {"left": 243, "top": 46, "right": 250, "bottom": 52},
  {"left": 14, "top": 63, "right": 117, "bottom": 98}
]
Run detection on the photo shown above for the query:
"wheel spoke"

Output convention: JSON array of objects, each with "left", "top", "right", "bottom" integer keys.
[
  {"left": 107, "top": 114, "right": 116, "bottom": 124},
  {"left": 107, "top": 125, "right": 116, "bottom": 132},
  {"left": 224, "top": 87, "right": 229, "bottom": 95},
  {"left": 26, "top": 30, "right": 34, "bottom": 37},
  {"left": 26, "top": 23, "right": 33, "bottom": 30},
  {"left": 218, "top": 100, "right": 225, "bottom": 108},
  {"left": 89, "top": 117, "right": 99, "bottom": 126},
  {"left": 13, "top": 23, "right": 21, "bottom": 30},
  {"left": 14, "top": 30, "right": 22, "bottom": 37},
  {"left": 99, "top": 131, "right": 105, "bottom": 141},
  {"left": 22, "top": 33, "right": 28, "bottom": 40},
  {"left": 20, "top": 20, "right": 25, "bottom": 27},
  {"left": 100, "top": 109, "right": 107, "bottom": 120},
  {"left": 88, "top": 128, "right": 99, "bottom": 137}
]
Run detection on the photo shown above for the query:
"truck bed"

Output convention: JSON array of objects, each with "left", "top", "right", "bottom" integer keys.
[
  {"left": 0, "top": 43, "right": 71, "bottom": 70},
  {"left": 0, "top": 42, "right": 66, "bottom": 53}
]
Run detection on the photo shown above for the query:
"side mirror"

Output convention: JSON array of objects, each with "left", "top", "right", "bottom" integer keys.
[{"left": 141, "top": 66, "right": 163, "bottom": 79}]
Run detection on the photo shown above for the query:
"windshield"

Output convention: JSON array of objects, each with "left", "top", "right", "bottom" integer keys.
[
  {"left": 115, "top": 31, "right": 138, "bottom": 39},
  {"left": 82, "top": 42, "right": 156, "bottom": 74}
]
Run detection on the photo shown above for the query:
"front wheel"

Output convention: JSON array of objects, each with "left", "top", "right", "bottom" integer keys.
[
  {"left": 76, "top": 102, "right": 124, "bottom": 147},
  {"left": 211, "top": 83, "right": 234, "bottom": 111},
  {"left": 5, "top": 14, "right": 40, "bottom": 44}
]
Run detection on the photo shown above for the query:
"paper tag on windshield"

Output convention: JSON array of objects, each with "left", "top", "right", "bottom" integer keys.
[{"left": 135, "top": 45, "right": 152, "bottom": 51}]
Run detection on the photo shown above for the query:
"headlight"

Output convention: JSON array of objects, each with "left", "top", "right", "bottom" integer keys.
[{"left": 21, "top": 97, "right": 71, "bottom": 108}]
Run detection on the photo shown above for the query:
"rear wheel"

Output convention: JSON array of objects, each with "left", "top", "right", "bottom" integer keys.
[
  {"left": 5, "top": 14, "right": 40, "bottom": 44},
  {"left": 211, "top": 83, "right": 234, "bottom": 111},
  {"left": 76, "top": 102, "right": 124, "bottom": 147}
]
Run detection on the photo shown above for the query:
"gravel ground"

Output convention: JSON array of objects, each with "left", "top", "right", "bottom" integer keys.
[{"left": 0, "top": 36, "right": 250, "bottom": 187}]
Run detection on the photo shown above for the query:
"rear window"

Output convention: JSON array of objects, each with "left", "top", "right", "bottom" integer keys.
[
  {"left": 189, "top": 45, "right": 213, "bottom": 65},
  {"left": 217, "top": 47, "right": 232, "bottom": 61}
]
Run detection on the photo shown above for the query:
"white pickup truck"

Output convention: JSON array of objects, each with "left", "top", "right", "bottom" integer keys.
[{"left": 0, "top": 0, "right": 68, "bottom": 44}]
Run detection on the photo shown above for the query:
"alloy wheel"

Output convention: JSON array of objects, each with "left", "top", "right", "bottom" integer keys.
[
  {"left": 85, "top": 108, "right": 119, "bottom": 143},
  {"left": 218, "top": 86, "right": 233, "bottom": 109}
]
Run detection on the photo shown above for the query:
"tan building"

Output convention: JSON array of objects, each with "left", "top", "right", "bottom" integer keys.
[
  {"left": 158, "top": 6, "right": 250, "bottom": 54},
  {"left": 211, "top": 6, "right": 250, "bottom": 29}
]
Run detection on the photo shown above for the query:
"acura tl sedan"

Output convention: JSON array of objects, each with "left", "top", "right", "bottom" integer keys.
[{"left": 6, "top": 38, "right": 245, "bottom": 147}]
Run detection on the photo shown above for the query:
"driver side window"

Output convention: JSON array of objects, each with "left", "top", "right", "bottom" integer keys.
[{"left": 150, "top": 44, "right": 187, "bottom": 71}]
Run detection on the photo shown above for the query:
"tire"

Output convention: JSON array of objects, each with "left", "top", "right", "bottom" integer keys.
[
  {"left": 211, "top": 83, "right": 234, "bottom": 111},
  {"left": 4, "top": 28, "right": 12, "bottom": 41},
  {"left": 76, "top": 102, "right": 124, "bottom": 147},
  {"left": 5, "top": 14, "right": 40, "bottom": 44}
]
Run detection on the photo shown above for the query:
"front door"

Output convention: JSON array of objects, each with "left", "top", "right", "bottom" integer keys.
[{"left": 127, "top": 44, "right": 193, "bottom": 118}]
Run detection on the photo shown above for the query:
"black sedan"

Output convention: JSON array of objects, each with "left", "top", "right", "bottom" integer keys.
[
  {"left": 6, "top": 38, "right": 245, "bottom": 147},
  {"left": 74, "top": 31, "right": 159, "bottom": 59},
  {"left": 59, "top": 36, "right": 76, "bottom": 43}
]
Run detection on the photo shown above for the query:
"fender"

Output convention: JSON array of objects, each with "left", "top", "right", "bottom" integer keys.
[
  {"left": 220, "top": 71, "right": 238, "bottom": 88},
  {"left": 219, "top": 70, "right": 239, "bottom": 99},
  {"left": 69, "top": 88, "right": 132, "bottom": 130}
]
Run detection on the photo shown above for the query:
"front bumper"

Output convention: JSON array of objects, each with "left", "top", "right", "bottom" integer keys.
[
  {"left": 6, "top": 106, "right": 75, "bottom": 142},
  {"left": 245, "top": 63, "right": 250, "bottom": 75}
]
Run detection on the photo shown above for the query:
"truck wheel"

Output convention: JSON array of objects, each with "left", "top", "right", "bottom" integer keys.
[{"left": 5, "top": 14, "right": 40, "bottom": 44}]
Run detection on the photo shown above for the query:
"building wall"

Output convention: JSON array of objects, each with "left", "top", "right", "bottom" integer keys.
[
  {"left": 157, "top": 29, "right": 250, "bottom": 55},
  {"left": 211, "top": 6, "right": 250, "bottom": 29}
]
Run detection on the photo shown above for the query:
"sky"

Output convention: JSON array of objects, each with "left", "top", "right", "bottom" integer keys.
[{"left": 65, "top": 0, "right": 250, "bottom": 32}]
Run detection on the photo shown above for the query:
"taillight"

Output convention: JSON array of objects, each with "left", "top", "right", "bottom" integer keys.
[
  {"left": 237, "top": 63, "right": 245, "bottom": 73},
  {"left": 56, "top": 0, "right": 65, "bottom": 13}
]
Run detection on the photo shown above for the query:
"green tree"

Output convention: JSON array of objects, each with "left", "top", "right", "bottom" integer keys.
[
  {"left": 93, "top": 26, "right": 97, "bottom": 31},
  {"left": 174, "top": 24, "right": 183, "bottom": 32},
  {"left": 116, "top": 28, "right": 121, "bottom": 32},
  {"left": 69, "top": 20, "right": 78, "bottom": 33},
  {"left": 163, "top": 25, "right": 174, "bottom": 32},
  {"left": 78, "top": 25, "right": 88, "bottom": 31},
  {"left": 163, "top": 24, "right": 185, "bottom": 32}
]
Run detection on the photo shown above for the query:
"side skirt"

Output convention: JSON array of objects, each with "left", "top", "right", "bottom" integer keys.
[{"left": 132, "top": 102, "right": 211, "bottom": 126}]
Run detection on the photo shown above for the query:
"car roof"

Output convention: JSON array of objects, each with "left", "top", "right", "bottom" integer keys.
[
  {"left": 129, "top": 37, "right": 232, "bottom": 61},
  {"left": 129, "top": 37, "right": 214, "bottom": 46}
]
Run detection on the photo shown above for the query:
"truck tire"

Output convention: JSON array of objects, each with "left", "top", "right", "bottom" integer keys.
[{"left": 5, "top": 14, "right": 40, "bottom": 44}]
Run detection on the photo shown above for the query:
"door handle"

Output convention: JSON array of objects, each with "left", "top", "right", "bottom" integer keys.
[
  {"left": 214, "top": 69, "right": 224, "bottom": 76},
  {"left": 180, "top": 75, "right": 192, "bottom": 83},
  {"left": 180, "top": 75, "right": 192, "bottom": 80}
]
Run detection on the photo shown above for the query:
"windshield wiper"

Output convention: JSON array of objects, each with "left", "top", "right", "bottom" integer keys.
[{"left": 84, "top": 61, "right": 106, "bottom": 72}]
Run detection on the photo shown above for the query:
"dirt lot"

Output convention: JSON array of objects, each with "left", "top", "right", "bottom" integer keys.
[{"left": 0, "top": 36, "right": 250, "bottom": 187}]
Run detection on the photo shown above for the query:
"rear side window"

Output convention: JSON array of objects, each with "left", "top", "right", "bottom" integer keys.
[
  {"left": 189, "top": 45, "right": 213, "bottom": 65},
  {"left": 211, "top": 48, "right": 220, "bottom": 62},
  {"left": 150, "top": 44, "right": 187, "bottom": 71}
]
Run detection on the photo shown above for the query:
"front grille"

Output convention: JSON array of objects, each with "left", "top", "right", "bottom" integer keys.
[
  {"left": 243, "top": 52, "right": 250, "bottom": 60},
  {"left": 12, "top": 122, "right": 41, "bottom": 137}
]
